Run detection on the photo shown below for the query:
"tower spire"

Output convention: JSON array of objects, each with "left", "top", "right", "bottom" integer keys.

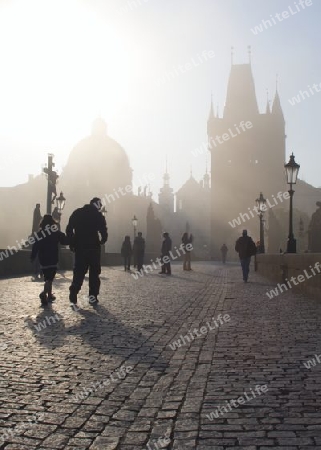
[
  {"left": 266, "top": 88, "right": 271, "bottom": 114},
  {"left": 272, "top": 76, "right": 284, "bottom": 121},
  {"left": 208, "top": 92, "right": 215, "bottom": 120},
  {"left": 248, "top": 45, "right": 252, "bottom": 64},
  {"left": 231, "top": 46, "right": 234, "bottom": 65},
  {"left": 203, "top": 158, "right": 210, "bottom": 189}
]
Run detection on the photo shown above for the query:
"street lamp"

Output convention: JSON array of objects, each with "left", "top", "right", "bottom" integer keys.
[
  {"left": 255, "top": 192, "right": 266, "bottom": 254},
  {"left": 132, "top": 215, "right": 138, "bottom": 239},
  {"left": 53, "top": 192, "right": 66, "bottom": 230},
  {"left": 56, "top": 192, "right": 66, "bottom": 214},
  {"left": 284, "top": 153, "right": 300, "bottom": 253}
]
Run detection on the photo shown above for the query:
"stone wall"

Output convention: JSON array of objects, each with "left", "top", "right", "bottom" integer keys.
[
  {"left": 256, "top": 253, "right": 321, "bottom": 298},
  {"left": 0, "top": 248, "right": 164, "bottom": 277}
]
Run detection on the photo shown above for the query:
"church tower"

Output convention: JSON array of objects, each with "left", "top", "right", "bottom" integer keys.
[
  {"left": 208, "top": 50, "right": 286, "bottom": 258},
  {"left": 158, "top": 160, "right": 174, "bottom": 213}
]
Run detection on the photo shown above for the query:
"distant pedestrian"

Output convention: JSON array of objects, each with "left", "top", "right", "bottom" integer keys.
[
  {"left": 182, "top": 232, "right": 193, "bottom": 270},
  {"left": 32, "top": 204, "right": 42, "bottom": 234},
  {"left": 121, "top": 236, "right": 132, "bottom": 271},
  {"left": 66, "top": 198, "right": 108, "bottom": 306},
  {"left": 159, "top": 232, "right": 172, "bottom": 275},
  {"left": 30, "top": 215, "right": 69, "bottom": 307},
  {"left": 220, "top": 243, "right": 228, "bottom": 264},
  {"left": 133, "top": 232, "right": 145, "bottom": 272},
  {"left": 235, "top": 229, "right": 257, "bottom": 282}
]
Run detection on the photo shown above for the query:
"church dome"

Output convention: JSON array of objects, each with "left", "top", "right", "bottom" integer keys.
[{"left": 60, "top": 118, "right": 132, "bottom": 201}]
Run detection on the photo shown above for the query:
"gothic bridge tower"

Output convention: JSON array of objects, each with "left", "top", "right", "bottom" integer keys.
[{"left": 208, "top": 52, "right": 286, "bottom": 258}]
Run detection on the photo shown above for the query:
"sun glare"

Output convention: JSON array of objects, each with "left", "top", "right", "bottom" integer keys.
[{"left": 0, "top": 0, "right": 130, "bottom": 144}]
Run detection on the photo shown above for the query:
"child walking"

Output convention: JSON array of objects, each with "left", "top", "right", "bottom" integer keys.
[{"left": 31, "top": 215, "right": 69, "bottom": 307}]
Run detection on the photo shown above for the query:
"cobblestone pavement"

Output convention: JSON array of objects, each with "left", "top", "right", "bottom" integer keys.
[{"left": 0, "top": 262, "right": 321, "bottom": 449}]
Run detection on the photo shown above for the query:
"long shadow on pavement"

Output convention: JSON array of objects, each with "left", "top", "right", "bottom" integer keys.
[{"left": 24, "top": 302, "right": 166, "bottom": 371}]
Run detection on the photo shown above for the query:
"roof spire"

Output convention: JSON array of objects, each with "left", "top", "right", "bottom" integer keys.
[
  {"left": 204, "top": 158, "right": 210, "bottom": 189},
  {"left": 248, "top": 45, "right": 252, "bottom": 64},
  {"left": 208, "top": 92, "right": 215, "bottom": 120},
  {"left": 272, "top": 76, "right": 284, "bottom": 120},
  {"left": 231, "top": 46, "right": 234, "bottom": 65},
  {"left": 216, "top": 103, "right": 219, "bottom": 118},
  {"left": 266, "top": 88, "right": 271, "bottom": 114}
]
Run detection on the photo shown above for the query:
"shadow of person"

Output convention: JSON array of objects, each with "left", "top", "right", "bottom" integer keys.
[
  {"left": 67, "top": 304, "right": 166, "bottom": 369},
  {"left": 24, "top": 305, "right": 67, "bottom": 349},
  {"left": 25, "top": 302, "right": 166, "bottom": 371}
]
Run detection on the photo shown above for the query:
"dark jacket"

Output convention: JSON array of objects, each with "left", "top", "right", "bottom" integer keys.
[
  {"left": 235, "top": 236, "right": 256, "bottom": 259},
  {"left": 66, "top": 204, "right": 108, "bottom": 250},
  {"left": 31, "top": 231, "right": 69, "bottom": 268},
  {"left": 133, "top": 236, "right": 145, "bottom": 255},
  {"left": 161, "top": 236, "right": 172, "bottom": 256},
  {"left": 121, "top": 240, "right": 132, "bottom": 257}
]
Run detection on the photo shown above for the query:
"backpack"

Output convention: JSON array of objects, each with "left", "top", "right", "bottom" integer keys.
[{"left": 248, "top": 239, "right": 257, "bottom": 257}]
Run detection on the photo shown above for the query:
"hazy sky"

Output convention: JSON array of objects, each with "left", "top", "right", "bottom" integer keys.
[{"left": 0, "top": 0, "right": 320, "bottom": 198}]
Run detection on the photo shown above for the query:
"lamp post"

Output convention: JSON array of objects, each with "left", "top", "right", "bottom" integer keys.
[
  {"left": 132, "top": 215, "right": 138, "bottom": 240},
  {"left": 255, "top": 192, "right": 266, "bottom": 254},
  {"left": 299, "top": 217, "right": 304, "bottom": 253},
  {"left": 284, "top": 153, "right": 300, "bottom": 253},
  {"left": 56, "top": 192, "right": 66, "bottom": 215},
  {"left": 54, "top": 192, "right": 66, "bottom": 230}
]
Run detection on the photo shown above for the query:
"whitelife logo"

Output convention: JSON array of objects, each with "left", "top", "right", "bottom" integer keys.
[
  {"left": 251, "top": 0, "right": 313, "bottom": 35},
  {"left": 206, "top": 385, "right": 268, "bottom": 420},
  {"left": 228, "top": 191, "right": 290, "bottom": 229},
  {"left": 155, "top": 50, "right": 215, "bottom": 87},
  {"left": 266, "top": 262, "right": 321, "bottom": 299}
]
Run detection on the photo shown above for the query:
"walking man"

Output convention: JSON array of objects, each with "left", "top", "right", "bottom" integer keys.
[
  {"left": 133, "top": 232, "right": 145, "bottom": 272},
  {"left": 66, "top": 198, "right": 108, "bottom": 305},
  {"left": 235, "top": 230, "right": 256, "bottom": 282},
  {"left": 159, "top": 232, "right": 172, "bottom": 275}
]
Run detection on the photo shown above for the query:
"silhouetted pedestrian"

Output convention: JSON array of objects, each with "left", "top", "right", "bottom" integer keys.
[
  {"left": 30, "top": 215, "right": 68, "bottom": 307},
  {"left": 159, "top": 232, "right": 172, "bottom": 275},
  {"left": 121, "top": 236, "right": 132, "bottom": 271},
  {"left": 133, "top": 232, "right": 145, "bottom": 272},
  {"left": 220, "top": 243, "right": 228, "bottom": 264},
  {"left": 66, "top": 198, "right": 108, "bottom": 306},
  {"left": 235, "top": 229, "right": 257, "bottom": 282},
  {"left": 182, "top": 232, "right": 193, "bottom": 270}
]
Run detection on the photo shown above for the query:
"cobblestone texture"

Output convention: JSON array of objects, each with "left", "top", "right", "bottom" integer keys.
[{"left": 0, "top": 262, "right": 321, "bottom": 449}]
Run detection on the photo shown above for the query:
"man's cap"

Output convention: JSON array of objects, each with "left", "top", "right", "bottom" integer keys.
[
  {"left": 90, "top": 197, "right": 103, "bottom": 210},
  {"left": 90, "top": 197, "right": 101, "bottom": 204}
]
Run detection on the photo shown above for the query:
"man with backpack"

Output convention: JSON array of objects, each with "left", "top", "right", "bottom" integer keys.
[{"left": 235, "top": 229, "right": 257, "bottom": 282}]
